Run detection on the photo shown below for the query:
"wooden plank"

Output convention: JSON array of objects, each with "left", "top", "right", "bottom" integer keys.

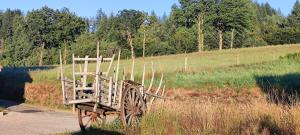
[
  {"left": 68, "top": 99, "right": 93, "bottom": 104},
  {"left": 103, "top": 58, "right": 113, "bottom": 61},
  {"left": 106, "top": 54, "right": 115, "bottom": 76},
  {"left": 73, "top": 57, "right": 101, "bottom": 61},
  {"left": 72, "top": 54, "right": 76, "bottom": 113},
  {"left": 83, "top": 55, "right": 89, "bottom": 88},
  {"left": 108, "top": 77, "right": 113, "bottom": 107},
  {"left": 118, "top": 80, "right": 123, "bottom": 108},
  {"left": 141, "top": 63, "right": 145, "bottom": 95},
  {"left": 60, "top": 50, "right": 66, "bottom": 104},
  {"left": 75, "top": 87, "right": 94, "bottom": 90},
  {"left": 73, "top": 57, "right": 112, "bottom": 61}
]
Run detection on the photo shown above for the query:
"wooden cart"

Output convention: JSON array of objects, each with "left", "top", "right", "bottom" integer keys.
[{"left": 59, "top": 44, "right": 165, "bottom": 131}]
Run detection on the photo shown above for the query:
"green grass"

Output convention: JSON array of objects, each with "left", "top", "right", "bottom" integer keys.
[
  {"left": 166, "top": 59, "right": 300, "bottom": 89},
  {"left": 28, "top": 44, "right": 300, "bottom": 89},
  {"left": 1, "top": 44, "right": 300, "bottom": 106}
]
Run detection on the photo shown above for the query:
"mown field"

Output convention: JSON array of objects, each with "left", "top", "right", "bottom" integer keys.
[
  {"left": 27, "top": 44, "right": 300, "bottom": 87},
  {"left": 1, "top": 44, "right": 300, "bottom": 134}
]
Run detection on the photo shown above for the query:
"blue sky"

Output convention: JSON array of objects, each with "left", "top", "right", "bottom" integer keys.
[{"left": 0, "top": 0, "right": 298, "bottom": 17}]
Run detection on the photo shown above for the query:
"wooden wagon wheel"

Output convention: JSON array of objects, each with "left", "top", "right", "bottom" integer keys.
[
  {"left": 120, "top": 85, "right": 146, "bottom": 127},
  {"left": 78, "top": 109, "right": 106, "bottom": 131}
]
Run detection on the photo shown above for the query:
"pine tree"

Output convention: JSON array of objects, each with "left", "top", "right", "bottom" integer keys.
[{"left": 288, "top": 0, "right": 300, "bottom": 28}]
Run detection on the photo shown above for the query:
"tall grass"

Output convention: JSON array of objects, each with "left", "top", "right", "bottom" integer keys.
[{"left": 140, "top": 98, "right": 300, "bottom": 135}]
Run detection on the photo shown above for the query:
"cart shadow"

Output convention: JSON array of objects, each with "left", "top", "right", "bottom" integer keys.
[
  {"left": 71, "top": 128, "right": 123, "bottom": 135},
  {"left": 255, "top": 73, "right": 300, "bottom": 105}
]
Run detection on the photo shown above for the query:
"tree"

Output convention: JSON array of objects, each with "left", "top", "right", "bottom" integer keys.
[
  {"left": 288, "top": 0, "right": 300, "bottom": 28},
  {"left": 117, "top": 10, "right": 145, "bottom": 59},
  {"left": 208, "top": 0, "right": 254, "bottom": 50},
  {"left": 170, "top": 27, "right": 196, "bottom": 53},
  {"left": 170, "top": 0, "right": 212, "bottom": 52},
  {"left": 2, "top": 15, "right": 33, "bottom": 66}
]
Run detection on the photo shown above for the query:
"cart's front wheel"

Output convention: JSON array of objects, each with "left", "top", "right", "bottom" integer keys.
[
  {"left": 78, "top": 109, "right": 106, "bottom": 131},
  {"left": 120, "top": 85, "right": 146, "bottom": 127}
]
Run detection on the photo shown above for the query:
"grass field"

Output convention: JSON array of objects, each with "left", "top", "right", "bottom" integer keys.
[
  {"left": 2, "top": 44, "right": 300, "bottom": 134},
  {"left": 1, "top": 44, "right": 300, "bottom": 103},
  {"left": 30, "top": 44, "right": 300, "bottom": 85}
]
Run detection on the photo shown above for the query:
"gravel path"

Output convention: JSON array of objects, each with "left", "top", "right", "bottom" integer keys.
[{"left": 0, "top": 99, "right": 80, "bottom": 135}]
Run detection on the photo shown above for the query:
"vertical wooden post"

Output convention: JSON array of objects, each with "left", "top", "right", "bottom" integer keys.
[
  {"left": 141, "top": 63, "right": 146, "bottom": 94},
  {"left": 83, "top": 55, "right": 89, "bottom": 88},
  {"left": 146, "top": 62, "right": 155, "bottom": 93},
  {"left": 108, "top": 77, "right": 113, "bottom": 106},
  {"left": 113, "top": 50, "right": 121, "bottom": 104},
  {"left": 106, "top": 54, "right": 115, "bottom": 76},
  {"left": 118, "top": 80, "right": 123, "bottom": 108},
  {"left": 59, "top": 50, "right": 66, "bottom": 104},
  {"left": 95, "top": 41, "right": 100, "bottom": 99},
  {"left": 72, "top": 54, "right": 76, "bottom": 113}
]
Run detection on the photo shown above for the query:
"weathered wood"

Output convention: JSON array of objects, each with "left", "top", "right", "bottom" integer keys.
[
  {"left": 146, "top": 62, "right": 155, "bottom": 93},
  {"left": 68, "top": 99, "right": 93, "bottom": 104},
  {"left": 118, "top": 80, "right": 124, "bottom": 108},
  {"left": 73, "top": 57, "right": 113, "bottom": 61},
  {"left": 75, "top": 87, "right": 94, "bottom": 90},
  {"left": 106, "top": 54, "right": 115, "bottom": 76},
  {"left": 108, "top": 77, "right": 113, "bottom": 107},
  {"left": 113, "top": 50, "right": 121, "bottom": 104},
  {"left": 83, "top": 56, "right": 89, "bottom": 88},
  {"left": 60, "top": 50, "right": 66, "bottom": 104},
  {"left": 72, "top": 54, "right": 76, "bottom": 113},
  {"left": 150, "top": 74, "right": 164, "bottom": 104}
]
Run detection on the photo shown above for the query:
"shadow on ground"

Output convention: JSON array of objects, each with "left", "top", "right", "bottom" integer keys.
[
  {"left": 255, "top": 73, "right": 300, "bottom": 104},
  {"left": 0, "top": 66, "right": 54, "bottom": 106},
  {"left": 69, "top": 128, "right": 123, "bottom": 135}
]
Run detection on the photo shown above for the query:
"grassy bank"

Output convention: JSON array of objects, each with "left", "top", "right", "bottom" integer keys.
[{"left": 0, "top": 44, "right": 300, "bottom": 108}]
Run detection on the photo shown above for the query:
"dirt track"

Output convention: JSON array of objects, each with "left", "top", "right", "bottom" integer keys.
[{"left": 0, "top": 99, "right": 80, "bottom": 135}]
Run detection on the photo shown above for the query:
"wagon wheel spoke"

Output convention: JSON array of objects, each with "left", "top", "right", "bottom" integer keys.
[
  {"left": 78, "top": 109, "right": 100, "bottom": 131},
  {"left": 120, "top": 84, "right": 146, "bottom": 127}
]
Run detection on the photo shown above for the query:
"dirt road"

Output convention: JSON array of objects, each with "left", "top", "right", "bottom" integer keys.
[{"left": 0, "top": 99, "right": 80, "bottom": 135}]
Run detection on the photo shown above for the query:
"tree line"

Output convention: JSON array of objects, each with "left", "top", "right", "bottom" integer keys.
[{"left": 0, "top": 0, "right": 300, "bottom": 66}]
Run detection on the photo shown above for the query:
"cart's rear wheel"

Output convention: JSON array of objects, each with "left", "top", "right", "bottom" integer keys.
[
  {"left": 78, "top": 109, "right": 106, "bottom": 131},
  {"left": 120, "top": 85, "right": 146, "bottom": 127}
]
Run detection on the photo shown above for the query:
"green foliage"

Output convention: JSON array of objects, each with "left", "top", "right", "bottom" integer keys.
[
  {"left": 170, "top": 27, "right": 196, "bottom": 53},
  {"left": 1, "top": 1, "right": 300, "bottom": 66},
  {"left": 265, "top": 28, "right": 300, "bottom": 45},
  {"left": 288, "top": 1, "right": 300, "bottom": 28}
]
